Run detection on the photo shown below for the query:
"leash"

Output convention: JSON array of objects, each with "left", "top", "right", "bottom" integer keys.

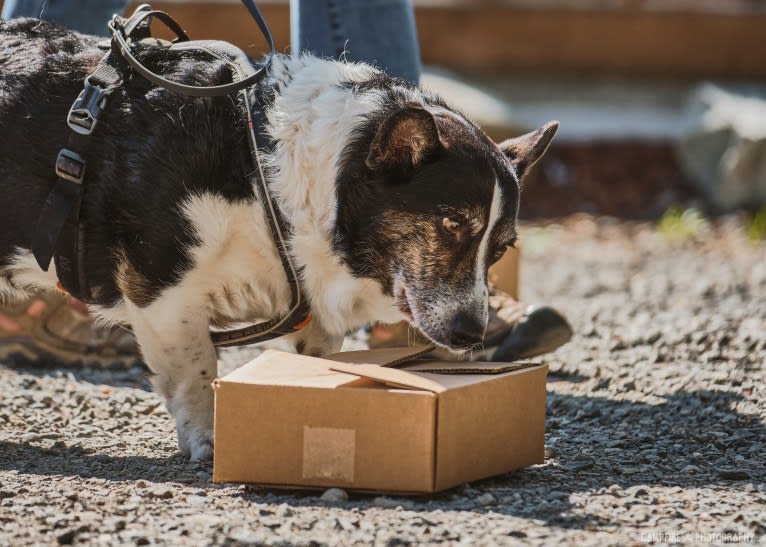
[{"left": 31, "top": 1, "right": 313, "bottom": 347}]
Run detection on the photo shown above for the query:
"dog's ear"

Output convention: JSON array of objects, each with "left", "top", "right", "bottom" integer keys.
[
  {"left": 498, "top": 121, "right": 559, "bottom": 180},
  {"left": 366, "top": 105, "right": 448, "bottom": 174}
]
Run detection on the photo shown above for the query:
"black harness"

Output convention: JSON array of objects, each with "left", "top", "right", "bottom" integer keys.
[{"left": 31, "top": 1, "right": 313, "bottom": 347}]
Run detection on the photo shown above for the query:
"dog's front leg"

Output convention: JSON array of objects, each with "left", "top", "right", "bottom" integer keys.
[
  {"left": 284, "top": 319, "right": 343, "bottom": 357},
  {"left": 127, "top": 304, "right": 217, "bottom": 461}
]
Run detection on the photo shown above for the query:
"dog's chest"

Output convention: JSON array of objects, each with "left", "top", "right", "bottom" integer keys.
[{"left": 181, "top": 193, "right": 292, "bottom": 326}]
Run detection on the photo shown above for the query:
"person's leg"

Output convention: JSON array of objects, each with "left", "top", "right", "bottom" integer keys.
[
  {"left": 292, "top": 0, "right": 421, "bottom": 84},
  {"left": 2, "top": 0, "right": 126, "bottom": 35}
]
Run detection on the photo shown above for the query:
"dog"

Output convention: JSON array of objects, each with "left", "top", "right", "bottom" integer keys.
[{"left": 0, "top": 18, "right": 558, "bottom": 460}]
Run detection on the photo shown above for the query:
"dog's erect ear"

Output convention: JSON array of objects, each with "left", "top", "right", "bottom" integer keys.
[
  {"left": 366, "top": 105, "right": 448, "bottom": 173},
  {"left": 498, "top": 121, "right": 559, "bottom": 180}
]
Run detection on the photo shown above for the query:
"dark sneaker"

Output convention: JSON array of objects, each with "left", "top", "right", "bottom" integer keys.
[
  {"left": 490, "top": 304, "right": 573, "bottom": 361},
  {"left": 0, "top": 292, "right": 143, "bottom": 368}
]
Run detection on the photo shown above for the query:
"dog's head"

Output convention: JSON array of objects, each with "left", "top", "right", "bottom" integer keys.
[{"left": 336, "top": 100, "right": 557, "bottom": 351}]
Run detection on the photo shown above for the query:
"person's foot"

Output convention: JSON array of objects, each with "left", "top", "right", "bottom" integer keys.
[
  {"left": 0, "top": 292, "right": 143, "bottom": 368},
  {"left": 490, "top": 304, "right": 573, "bottom": 361},
  {"left": 367, "top": 288, "right": 572, "bottom": 361}
]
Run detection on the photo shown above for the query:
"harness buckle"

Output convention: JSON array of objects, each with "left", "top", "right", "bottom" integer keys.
[
  {"left": 67, "top": 81, "right": 109, "bottom": 135},
  {"left": 55, "top": 149, "right": 86, "bottom": 184}
]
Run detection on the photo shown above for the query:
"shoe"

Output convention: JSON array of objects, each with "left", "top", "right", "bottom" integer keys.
[
  {"left": 490, "top": 304, "right": 573, "bottom": 361},
  {"left": 367, "top": 288, "right": 572, "bottom": 361},
  {"left": 0, "top": 291, "right": 143, "bottom": 368}
]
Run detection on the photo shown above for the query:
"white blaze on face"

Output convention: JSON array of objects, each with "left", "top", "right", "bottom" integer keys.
[{"left": 473, "top": 179, "right": 503, "bottom": 305}]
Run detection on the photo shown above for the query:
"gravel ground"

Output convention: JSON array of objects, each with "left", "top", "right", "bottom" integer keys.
[{"left": 1, "top": 213, "right": 764, "bottom": 545}]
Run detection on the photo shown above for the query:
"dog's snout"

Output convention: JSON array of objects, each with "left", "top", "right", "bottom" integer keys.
[{"left": 448, "top": 312, "right": 485, "bottom": 349}]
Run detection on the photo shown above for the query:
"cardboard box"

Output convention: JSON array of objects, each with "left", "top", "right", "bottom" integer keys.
[
  {"left": 212, "top": 345, "right": 546, "bottom": 493},
  {"left": 489, "top": 245, "right": 520, "bottom": 300}
]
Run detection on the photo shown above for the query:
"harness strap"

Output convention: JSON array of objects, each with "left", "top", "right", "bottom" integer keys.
[
  {"left": 31, "top": 41, "right": 127, "bottom": 300},
  {"left": 33, "top": 1, "right": 313, "bottom": 346},
  {"left": 109, "top": 0, "right": 274, "bottom": 97},
  {"left": 209, "top": 89, "right": 312, "bottom": 347},
  {"left": 170, "top": 41, "right": 312, "bottom": 347}
]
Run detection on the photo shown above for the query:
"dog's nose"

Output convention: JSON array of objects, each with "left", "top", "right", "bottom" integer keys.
[{"left": 448, "top": 313, "right": 485, "bottom": 349}]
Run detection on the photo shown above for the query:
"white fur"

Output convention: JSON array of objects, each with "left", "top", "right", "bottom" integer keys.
[
  {"left": 2, "top": 249, "right": 59, "bottom": 293},
  {"left": 475, "top": 180, "right": 503, "bottom": 301},
  {"left": 265, "top": 56, "right": 404, "bottom": 335}
]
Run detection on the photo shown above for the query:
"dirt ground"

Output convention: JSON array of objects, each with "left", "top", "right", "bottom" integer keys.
[{"left": 1, "top": 214, "right": 764, "bottom": 545}]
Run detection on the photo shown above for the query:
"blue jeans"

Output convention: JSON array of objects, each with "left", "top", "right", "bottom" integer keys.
[
  {"left": 2, "top": 0, "right": 421, "bottom": 83},
  {"left": 1, "top": 0, "right": 126, "bottom": 36},
  {"left": 292, "top": 0, "right": 420, "bottom": 83}
]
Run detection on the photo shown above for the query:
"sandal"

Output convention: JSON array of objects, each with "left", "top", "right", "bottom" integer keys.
[{"left": 0, "top": 291, "right": 143, "bottom": 368}]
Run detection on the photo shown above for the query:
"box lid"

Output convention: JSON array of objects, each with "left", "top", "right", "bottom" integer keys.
[
  {"left": 218, "top": 345, "right": 542, "bottom": 394},
  {"left": 216, "top": 345, "right": 441, "bottom": 392},
  {"left": 326, "top": 344, "right": 435, "bottom": 367},
  {"left": 218, "top": 350, "right": 359, "bottom": 389}
]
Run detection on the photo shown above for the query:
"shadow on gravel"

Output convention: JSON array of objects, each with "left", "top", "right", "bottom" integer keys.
[
  {"left": 0, "top": 441, "right": 201, "bottom": 483},
  {"left": 225, "top": 388, "right": 764, "bottom": 532},
  {"left": 0, "top": 387, "right": 762, "bottom": 534},
  {"left": 8, "top": 364, "right": 152, "bottom": 391},
  {"left": 452, "top": 388, "right": 765, "bottom": 531}
]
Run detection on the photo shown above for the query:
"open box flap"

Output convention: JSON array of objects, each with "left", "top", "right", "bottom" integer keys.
[
  {"left": 216, "top": 350, "right": 359, "bottom": 389},
  {"left": 329, "top": 360, "right": 545, "bottom": 393},
  {"left": 403, "top": 361, "right": 540, "bottom": 375},
  {"left": 326, "top": 344, "right": 435, "bottom": 368},
  {"left": 329, "top": 363, "right": 449, "bottom": 393}
]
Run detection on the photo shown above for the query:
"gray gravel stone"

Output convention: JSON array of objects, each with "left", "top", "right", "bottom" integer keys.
[
  {"left": 477, "top": 493, "right": 497, "bottom": 506},
  {"left": 147, "top": 486, "right": 175, "bottom": 499},
  {"left": 319, "top": 488, "right": 349, "bottom": 503},
  {"left": 718, "top": 469, "right": 751, "bottom": 480},
  {"left": 1, "top": 215, "right": 764, "bottom": 545}
]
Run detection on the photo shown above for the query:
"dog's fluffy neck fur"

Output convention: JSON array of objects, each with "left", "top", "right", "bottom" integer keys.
[{"left": 261, "top": 54, "right": 406, "bottom": 337}]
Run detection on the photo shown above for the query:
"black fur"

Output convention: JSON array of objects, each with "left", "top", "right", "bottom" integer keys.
[
  {"left": 0, "top": 19, "right": 254, "bottom": 305},
  {"left": 333, "top": 77, "right": 520, "bottom": 298}
]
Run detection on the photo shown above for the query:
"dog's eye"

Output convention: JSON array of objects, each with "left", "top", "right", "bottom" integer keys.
[
  {"left": 442, "top": 217, "right": 462, "bottom": 237},
  {"left": 491, "top": 238, "right": 518, "bottom": 264},
  {"left": 491, "top": 246, "right": 506, "bottom": 264}
]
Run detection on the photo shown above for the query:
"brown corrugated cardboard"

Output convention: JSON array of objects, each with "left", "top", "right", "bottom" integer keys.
[
  {"left": 489, "top": 245, "right": 520, "bottom": 300},
  {"left": 213, "top": 345, "right": 546, "bottom": 493}
]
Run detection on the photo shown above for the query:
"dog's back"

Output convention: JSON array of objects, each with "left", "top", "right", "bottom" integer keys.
[{"left": 0, "top": 20, "right": 254, "bottom": 303}]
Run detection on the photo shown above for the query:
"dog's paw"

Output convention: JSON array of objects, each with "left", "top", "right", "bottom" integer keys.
[
  {"left": 174, "top": 415, "right": 214, "bottom": 460},
  {"left": 179, "top": 429, "right": 213, "bottom": 461},
  {"left": 189, "top": 434, "right": 213, "bottom": 461}
]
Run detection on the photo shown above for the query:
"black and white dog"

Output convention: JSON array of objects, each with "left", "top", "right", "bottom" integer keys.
[{"left": 0, "top": 19, "right": 557, "bottom": 459}]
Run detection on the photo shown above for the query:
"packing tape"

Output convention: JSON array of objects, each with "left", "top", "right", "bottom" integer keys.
[{"left": 302, "top": 426, "right": 356, "bottom": 483}]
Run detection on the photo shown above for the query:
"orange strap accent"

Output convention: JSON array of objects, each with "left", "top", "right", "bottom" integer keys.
[
  {"left": 293, "top": 313, "right": 313, "bottom": 330},
  {"left": 55, "top": 282, "right": 71, "bottom": 297}
]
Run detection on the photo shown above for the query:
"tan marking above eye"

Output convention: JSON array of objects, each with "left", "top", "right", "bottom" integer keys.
[{"left": 442, "top": 217, "right": 461, "bottom": 237}]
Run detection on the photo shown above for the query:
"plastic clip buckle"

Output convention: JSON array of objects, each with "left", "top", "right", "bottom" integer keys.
[
  {"left": 67, "top": 81, "right": 108, "bottom": 135},
  {"left": 55, "top": 149, "right": 86, "bottom": 184}
]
